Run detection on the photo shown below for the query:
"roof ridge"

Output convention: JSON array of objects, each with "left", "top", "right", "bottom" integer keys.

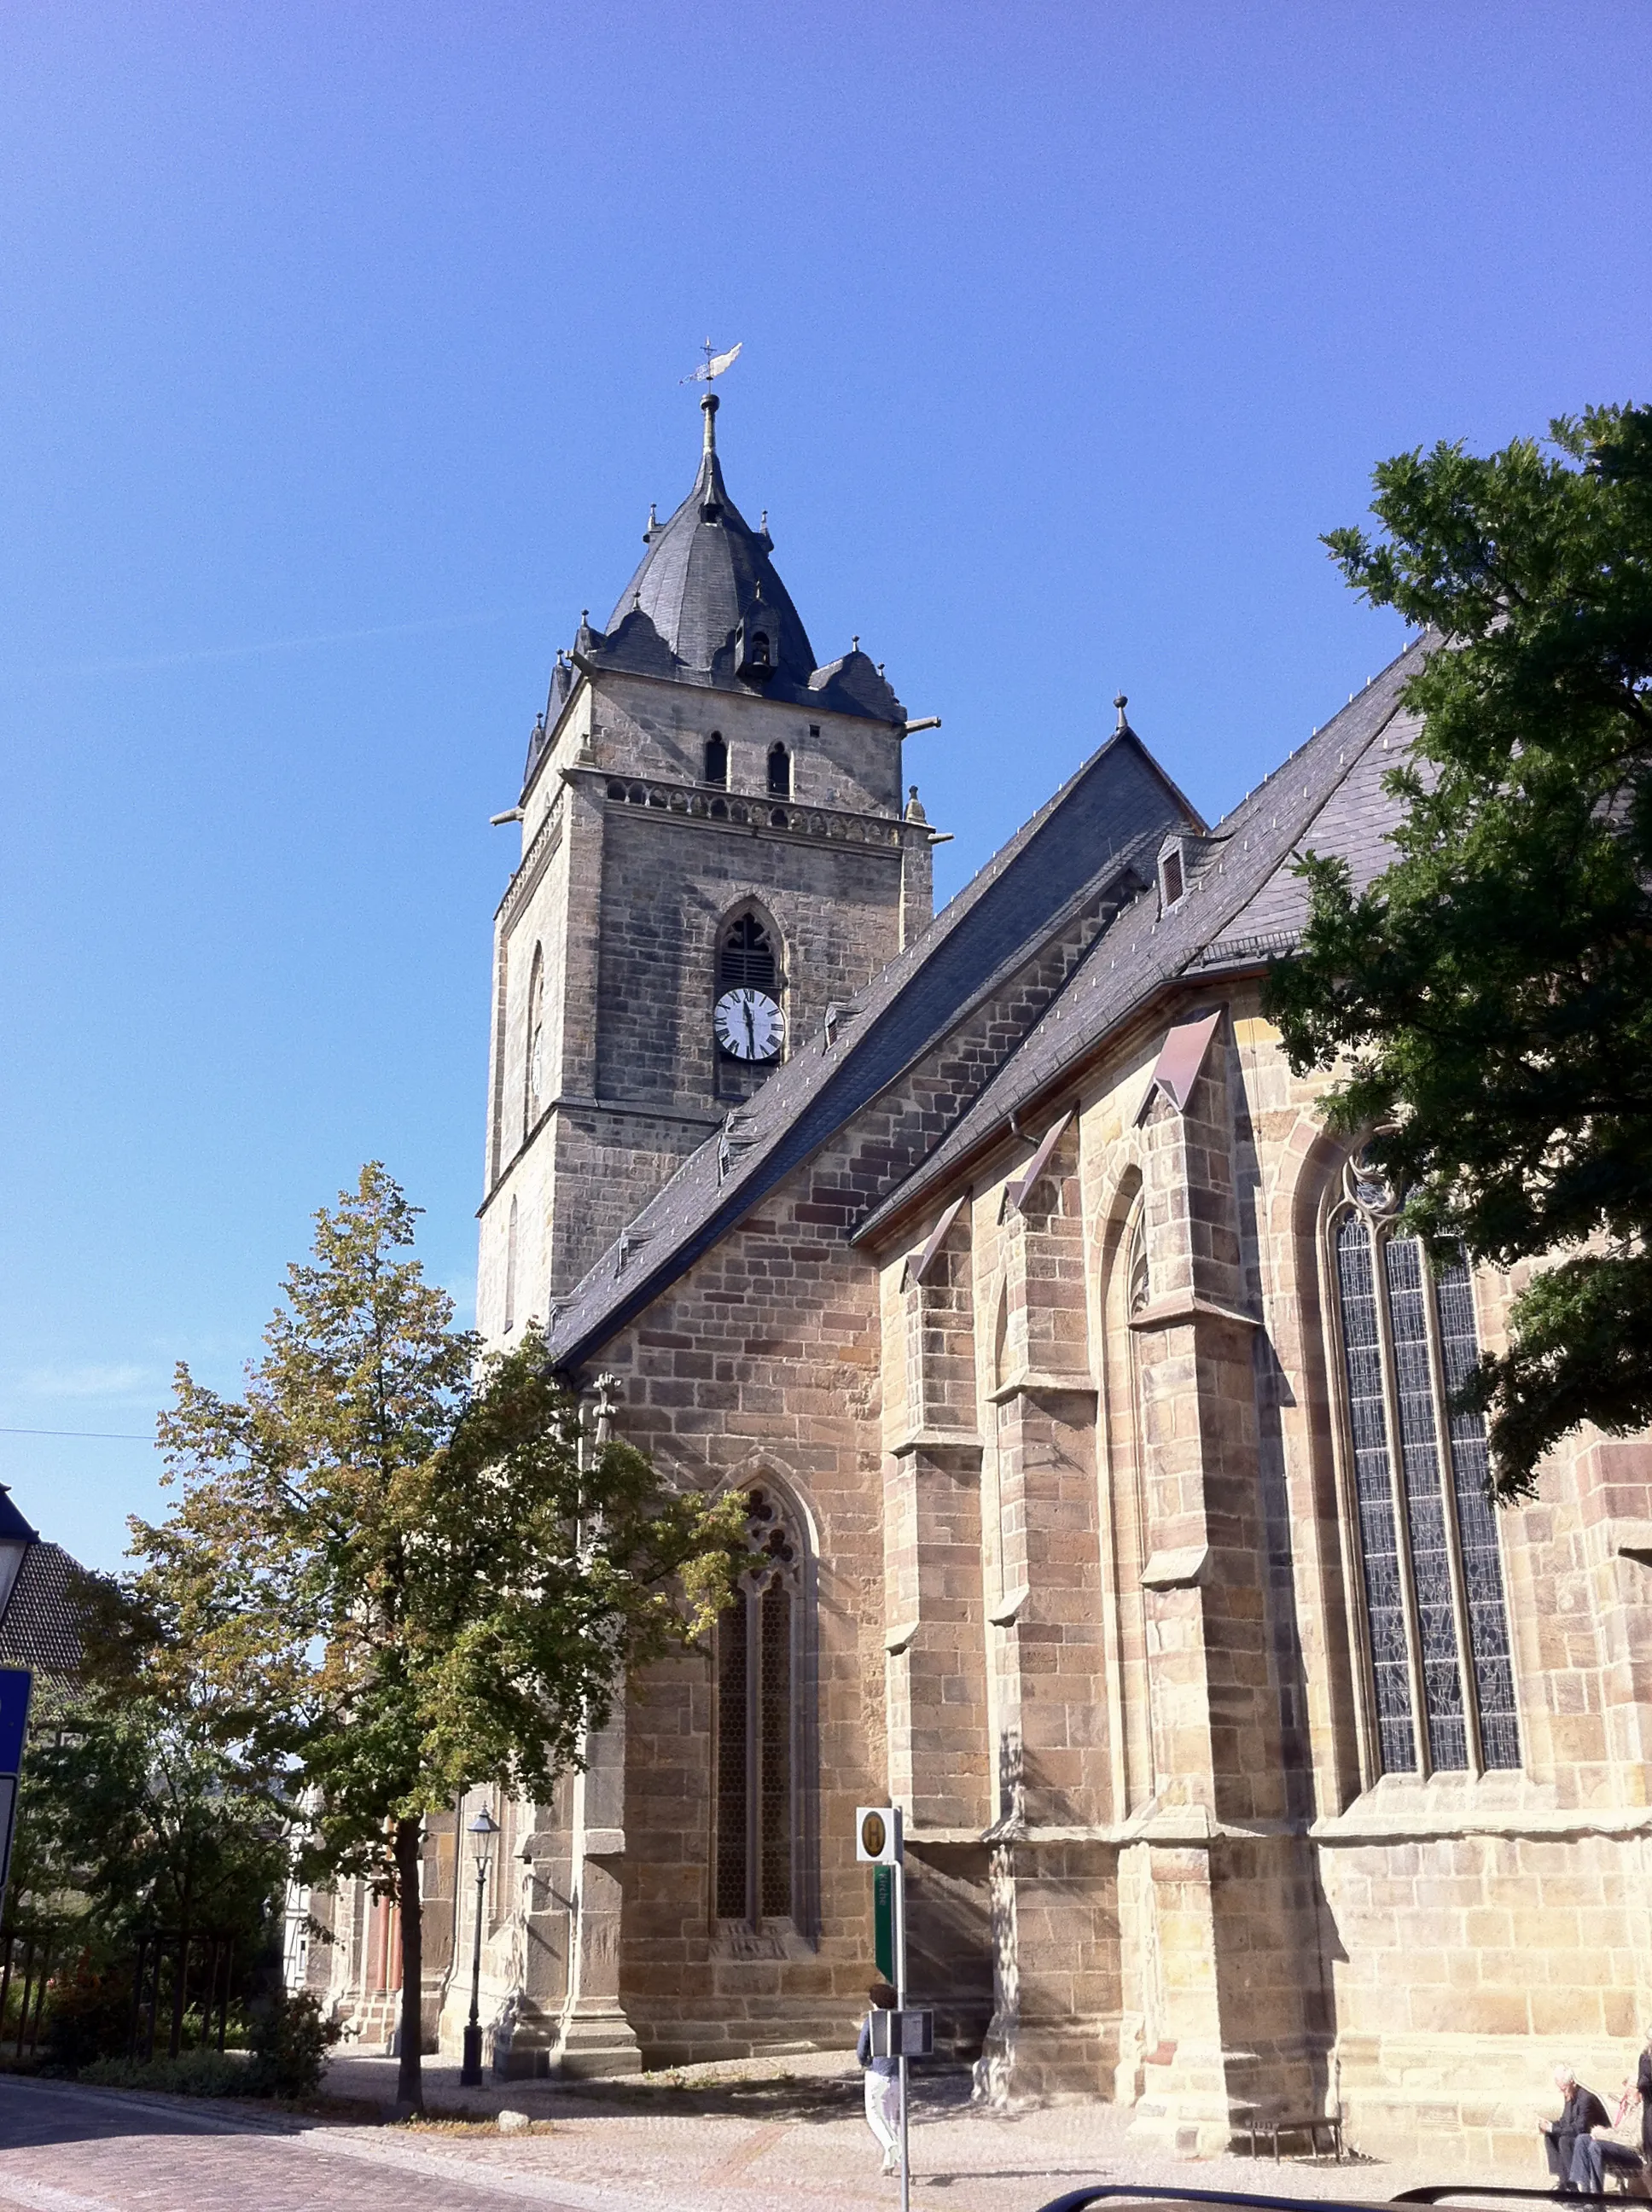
[
  {"left": 545, "top": 728, "right": 1195, "bottom": 1367},
  {"left": 854, "top": 637, "right": 1428, "bottom": 1241}
]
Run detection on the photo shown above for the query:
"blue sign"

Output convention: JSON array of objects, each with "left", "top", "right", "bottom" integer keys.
[{"left": 0, "top": 1668, "right": 32, "bottom": 1775}]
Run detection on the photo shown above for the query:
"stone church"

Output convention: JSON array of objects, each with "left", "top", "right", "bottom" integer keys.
[{"left": 311, "top": 393, "right": 1652, "bottom": 2163}]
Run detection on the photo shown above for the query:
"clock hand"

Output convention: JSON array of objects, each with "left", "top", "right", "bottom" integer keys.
[{"left": 743, "top": 997, "right": 756, "bottom": 1054}]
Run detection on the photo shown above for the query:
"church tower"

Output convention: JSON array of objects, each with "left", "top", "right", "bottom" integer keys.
[{"left": 477, "top": 393, "right": 939, "bottom": 1332}]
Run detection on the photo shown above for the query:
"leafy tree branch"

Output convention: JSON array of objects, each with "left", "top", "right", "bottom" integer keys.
[
  {"left": 96, "top": 1162, "right": 747, "bottom": 2111},
  {"left": 1267, "top": 403, "right": 1652, "bottom": 1497}
]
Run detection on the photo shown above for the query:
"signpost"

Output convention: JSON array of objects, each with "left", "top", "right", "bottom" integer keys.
[
  {"left": 0, "top": 1668, "right": 33, "bottom": 1922},
  {"left": 856, "top": 1806, "right": 933, "bottom": 2212}
]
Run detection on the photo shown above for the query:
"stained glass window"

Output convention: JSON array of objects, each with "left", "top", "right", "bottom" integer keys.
[
  {"left": 1434, "top": 1253, "right": 1521, "bottom": 1767},
  {"left": 1331, "top": 1171, "right": 1521, "bottom": 1778},
  {"left": 713, "top": 1592, "right": 749, "bottom": 1918},
  {"left": 714, "top": 1488, "right": 800, "bottom": 1924},
  {"left": 1334, "top": 1213, "right": 1416, "bottom": 1773}
]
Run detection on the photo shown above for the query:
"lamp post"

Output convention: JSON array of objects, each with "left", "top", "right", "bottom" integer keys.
[{"left": 459, "top": 1807, "right": 500, "bottom": 2086}]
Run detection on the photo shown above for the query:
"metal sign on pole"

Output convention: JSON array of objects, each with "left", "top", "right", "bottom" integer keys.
[
  {"left": 0, "top": 1668, "right": 34, "bottom": 1920},
  {"left": 857, "top": 1807, "right": 933, "bottom": 2212}
]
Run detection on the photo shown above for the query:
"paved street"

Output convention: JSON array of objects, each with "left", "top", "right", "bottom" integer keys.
[
  {"left": 0, "top": 2075, "right": 592, "bottom": 2212},
  {"left": 0, "top": 2062, "right": 1550, "bottom": 2212}
]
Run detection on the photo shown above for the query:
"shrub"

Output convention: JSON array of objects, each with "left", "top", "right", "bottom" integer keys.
[
  {"left": 246, "top": 1988, "right": 340, "bottom": 2100},
  {"left": 82, "top": 2048, "right": 253, "bottom": 2098},
  {"left": 42, "top": 1953, "right": 134, "bottom": 2072}
]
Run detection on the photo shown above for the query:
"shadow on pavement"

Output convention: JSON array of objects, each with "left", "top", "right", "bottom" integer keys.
[{"left": 0, "top": 2074, "right": 257, "bottom": 2151}]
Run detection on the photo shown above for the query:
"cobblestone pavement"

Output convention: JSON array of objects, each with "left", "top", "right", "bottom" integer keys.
[
  {"left": 0, "top": 2058, "right": 1555, "bottom": 2212},
  {"left": 0, "top": 2075, "right": 589, "bottom": 2212}
]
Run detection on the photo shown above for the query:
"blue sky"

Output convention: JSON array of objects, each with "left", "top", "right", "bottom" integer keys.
[{"left": 2, "top": 3, "right": 1648, "bottom": 1571}]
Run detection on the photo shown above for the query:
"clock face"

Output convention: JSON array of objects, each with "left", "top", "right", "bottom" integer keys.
[{"left": 715, "top": 987, "right": 784, "bottom": 1062}]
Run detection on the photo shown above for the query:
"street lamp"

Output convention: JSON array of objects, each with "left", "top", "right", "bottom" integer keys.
[
  {"left": 0, "top": 1487, "right": 38, "bottom": 1630},
  {"left": 459, "top": 1807, "right": 501, "bottom": 2087}
]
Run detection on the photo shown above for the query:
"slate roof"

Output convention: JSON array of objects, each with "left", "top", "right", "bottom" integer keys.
[
  {"left": 608, "top": 399, "right": 817, "bottom": 683},
  {"left": 529, "top": 397, "right": 907, "bottom": 747},
  {"left": 544, "top": 726, "right": 1201, "bottom": 1372},
  {"left": 0, "top": 1542, "right": 89, "bottom": 1685},
  {"left": 856, "top": 634, "right": 1430, "bottom": 1241}
]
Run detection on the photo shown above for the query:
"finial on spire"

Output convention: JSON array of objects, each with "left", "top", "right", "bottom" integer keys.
[
  {"left": 1114, "top": 693, "right": 1129, "bottom": 732},
  {"left": 701, "top": 391, "right": 719, "bottom": 454},
  {"left": 644, "top": 502, "right": 657, "bottom": 540},
  {"left": 852, "top": 634, "right": 860, "bottom": 653}
]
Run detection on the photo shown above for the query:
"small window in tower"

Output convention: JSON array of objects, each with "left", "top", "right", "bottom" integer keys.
[
  {"left": 523, "top": 945, "right": 545, "bottom": 1138},
  {"left": 704, "top": 732, "right": 728, "bottom": 787},
  {"left": 768, "top": 743, "right": 792, "bottom": 798},
  {"left": 750, "top": 632, "right": 771, "bottom": 669},
  {"left": 720, "top": 913, "right": 777, "bottom": 994}
]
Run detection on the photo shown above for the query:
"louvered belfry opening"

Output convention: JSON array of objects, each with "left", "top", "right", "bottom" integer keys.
[
  {"left": 719, "top": 913, "right": 777, "bottom": 996},
  {"left": 1331, "top": 1155, "right": 1521, "bottom": 1779},
  {"left": 714, "top": 1488, "right": 798, "bottom": 1925}
]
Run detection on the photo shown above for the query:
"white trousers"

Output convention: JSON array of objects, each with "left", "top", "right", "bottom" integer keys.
[{"left": 864, "top": 2069, "right": 902, "bottom": 2155}]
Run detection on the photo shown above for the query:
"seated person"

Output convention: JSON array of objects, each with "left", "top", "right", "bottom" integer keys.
[{"left": 1543, "top": 2066, "right": 1613, "bottom": 2195}]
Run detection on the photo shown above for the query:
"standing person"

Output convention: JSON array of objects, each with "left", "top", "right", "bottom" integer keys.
[
  {"left": 1616, "top": 2029, "right": 1652, "bottom": 2165},
  {"left": 857, "top": 1982, "right": 901, "bottom": 2178},
  {"left": 1542, "top": 2065, "right": 1612, "bottom": 2194}
]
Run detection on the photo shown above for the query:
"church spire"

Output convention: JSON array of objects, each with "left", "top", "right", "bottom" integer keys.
[{"left": 575, "top": 393, "right": 905, "bottom": 726}]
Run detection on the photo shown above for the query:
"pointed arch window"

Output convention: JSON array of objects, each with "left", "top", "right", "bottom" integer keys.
[
  {"left": 703, "top": 732, "right": 728, "bottom": 787},
  {"left": 524, "top": 946, "right": 545, "bottom": 1136},
  {"left": 1330, "top": 1157, "right": 1520, "bottom": 1777},
  {"left": 715, "top": 1487, "right": 800, "bottom": 1925},
  {"left": 718, "top": 911, "right": 778, "bottom": 995},
  {"left": 767, "top": 742, "right": 791, "bottom": 798}
]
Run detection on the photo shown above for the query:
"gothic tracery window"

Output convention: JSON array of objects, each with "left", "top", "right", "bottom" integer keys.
[
  {"left": 715, "top": 1487, "right": 800, "bottom": 1925},
  {"left": 1331, "top": 1156, "right": 1521, "bottom": 1777},
  {"left": 719, "top": 911, "right": 777, "bottom": 997}
]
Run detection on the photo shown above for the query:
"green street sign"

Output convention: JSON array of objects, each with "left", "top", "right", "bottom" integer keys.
[{"left": 874, "top": 1861, "right": 893, "bottom": 1981}]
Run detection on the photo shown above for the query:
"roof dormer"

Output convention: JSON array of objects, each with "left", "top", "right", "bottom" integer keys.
[{"left": 1156, "top": 827, "right": 1226, "bottom": 917}]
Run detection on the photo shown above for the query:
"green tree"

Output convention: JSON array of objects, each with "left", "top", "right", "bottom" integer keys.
[
  {"left": 1265, "top": 403, "right": 1652, "bottom": 1497},
  {"left": 18, "top": 1686, "right": 288, "bottom": 2059},
  {"left": 124, "top": 1163, "right": 744, "bottom": 2112}
]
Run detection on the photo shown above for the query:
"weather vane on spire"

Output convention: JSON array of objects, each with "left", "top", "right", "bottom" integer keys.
[{"left": 681, "top": 338, "right": 742, "bottom": 385}]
